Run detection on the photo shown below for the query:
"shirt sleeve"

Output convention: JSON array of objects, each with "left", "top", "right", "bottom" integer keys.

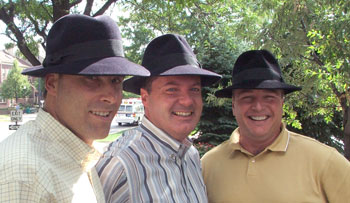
[
  {"left": 321, "top": 149, "right": 350, "bottom": 202},
  {"left": 0, "top": 180, "right": 49, "bottom": 202},
  {"left": 95, "top": 155, "right": 130, "bottom": 203}
]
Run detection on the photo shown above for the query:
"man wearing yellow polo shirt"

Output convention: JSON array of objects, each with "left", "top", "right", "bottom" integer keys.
[{"left": 201, "top": 50, "right": 350, "bottom": 202}]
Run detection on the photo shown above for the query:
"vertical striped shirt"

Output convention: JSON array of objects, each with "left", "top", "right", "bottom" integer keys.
[
  {"left": 96, "top": 117, "right": 208, "bottom": 203},
  {"left": 0, "top": 109, "right": 105, "bottom": 202}
]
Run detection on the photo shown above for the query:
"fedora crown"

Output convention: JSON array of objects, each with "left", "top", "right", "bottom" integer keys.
[
  {"left": 43, "top": 15, "right": 124, "bottom": 67},
  {"left": 141, "top": 34, "right": 200, "bottom": 75},
  {"left": 123, "top": 34, "right": 222, "bottom": 94},
  {"left": 215, "top": 50, "right": 301, "bottom": 98},
  {"left": 22, "top": 14, "right": 150, "bottom": 77}
]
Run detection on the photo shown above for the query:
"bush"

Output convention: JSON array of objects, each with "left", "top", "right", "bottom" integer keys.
[{"left": 194, "top": 142, "right": 215, "bottom": 158}]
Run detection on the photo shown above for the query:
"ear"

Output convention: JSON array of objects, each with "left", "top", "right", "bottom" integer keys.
[
  {"left": 45, "top": 73, "right": 59, "bottom": 97},
  {"left": 140, "top": 88, "right": 149, "bottom": 108},
  {"left": 231, "top": 97, "right": 236, "bottom": 116}
]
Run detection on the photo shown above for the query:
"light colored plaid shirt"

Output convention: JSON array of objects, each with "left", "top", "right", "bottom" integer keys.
[
  {"left": 0, "top": 109, "right": 105, "bottom": 203},
  {"left": 96, "top": 117, "right": 208, "bottom": 203}
]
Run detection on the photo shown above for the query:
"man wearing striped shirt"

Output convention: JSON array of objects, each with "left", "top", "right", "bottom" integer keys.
[{"left": 96, "top": 34, "right": 221, "bottom": 203}]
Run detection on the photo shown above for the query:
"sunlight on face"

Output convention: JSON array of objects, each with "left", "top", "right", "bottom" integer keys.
[
  {"left": 141, "top": 76, "right": 203, "bottom": 141},
  {"left": 52, "top": 74, "right": 124, "bottom": 145},
  {"left": 232, "top": 89, "right": 284, "bottom": 143}
]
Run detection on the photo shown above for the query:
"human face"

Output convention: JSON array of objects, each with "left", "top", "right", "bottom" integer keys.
[
  {"left": 232, "top": 89, "right": 284, "bottom": 144},
  {"left": 141, "top": 76, "right": 203, "bottom": 141},
  {"left": 46, "top": 74, "right": 124, "bottom": 145}
]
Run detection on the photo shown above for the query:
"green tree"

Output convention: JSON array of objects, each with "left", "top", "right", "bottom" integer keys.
[
  {"left": 0, "top": 0, "right": 120, "bottom": 66},
  {"left": 116, "top": 0, "right": 248, "bottom": 147},
  {"left": 117, "top": 0, "right": 350, "bottom": 159},
  {"left": 240, "top": 0, "right": 350, "bottom": 158},
  {"left": 0, "top": 60, "right": 31, "bottom": 103},
  {"left": 2, "top": 0, "right": 349, "bottom": 159}
]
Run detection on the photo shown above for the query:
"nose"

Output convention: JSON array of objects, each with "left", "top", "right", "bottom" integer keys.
[
  {"left": 101, "top": 82, "right": 122, "bottom": 104},
  {"left": 178, "top": 91, "right": 195, "bottom": 107},
  {"left": 251, "top": 99, "right": 264, "bottom": 111}
]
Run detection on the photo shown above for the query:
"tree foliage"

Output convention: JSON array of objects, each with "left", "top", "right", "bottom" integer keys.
[
  {"left": 0, "top": 0, "right": 120, "bottom": 66},
  {"left": 1, "top": 0, "right": 349, "bottom": 159},
  {"left": 0, "top": 60, "right": 31, "bottom": 102},
  {"left": 116, "top": 0, "right": 350, "bottom": 158},
  {"left": 241, "top": 0, "right": 350, "bottom": 158},
  {"left": 115, "top": 0, "right": 249, "bottom": 146}
]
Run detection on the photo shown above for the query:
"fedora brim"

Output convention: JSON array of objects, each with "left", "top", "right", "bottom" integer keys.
[
  {"left": 22, "top": 56, "right": 150, "bottom": 77},
  {"left": 215, "top": 80, "right": 302, "bottom": 98},
  {"left": 123, "top": 64, "right": 221, "bottom": 95}
]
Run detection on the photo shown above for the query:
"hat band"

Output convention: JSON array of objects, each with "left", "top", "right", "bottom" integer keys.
[
  {"left": 43, "top": 39, "right": 124, "bottom": 67},
  {"left": 143, "top": 53, "right": 200, "bottom": 75},
  {"left": 233, "top": 68, "right": 282, "bottom": 84}
]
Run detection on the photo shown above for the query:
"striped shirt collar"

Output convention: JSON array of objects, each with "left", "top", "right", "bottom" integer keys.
[
  {"left": 229, "top": 123, "right": 290, "bottom": 155},
  {"left": 36, "top": 109, "right": 101, "bottom": 171},
  {"left": 140, "top": 116, "right": 192, "bottom": 158}
]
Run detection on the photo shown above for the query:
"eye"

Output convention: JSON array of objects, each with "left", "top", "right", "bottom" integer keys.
[
  {"left": 190, "top": 87, "right": 201, "bottom": 92},
  {"left": 166, "top": 87, "right": 177, "bottom": 92},
  {"left": 111, "top": 77, "right": 122, "bottom": 84},
  {"left": 86, "top": 75, "right": 98, "bottom": 80},
  {"left": 265, "top": 95, "right": 278, "bottom": 101},
  {"left": 240, "top": 96, "right": 253, "bottom": 103}
]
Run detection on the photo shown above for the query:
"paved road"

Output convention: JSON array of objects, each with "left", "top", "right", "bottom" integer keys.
[
  {"left": 0, "top": 113, "right": 135, "bottom": 153},
  {"left": 0, "top": 113, "right": 37, "bottom": 143}
]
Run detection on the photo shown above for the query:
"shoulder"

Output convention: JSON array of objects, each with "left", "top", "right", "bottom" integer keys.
[
  {"left": 201, "top": 139, "right": 232, "bottom": 165},
  {"left": 288, "top": 130, "right": 338, "bottom": 154},
  {"left": 287, "top": 130, "right": 349, "bottom": 166},
  {"left": 0, "top": 124, "right": 40, "bottom": 171},
  {"left": 0, "top": 122, "right": 53, "bottom": 185},
  {"left": 103, "top": 128, "right": 144, "bottom": 157},
  {"left": 0, "top": 144, "right": 54, "bottom": 192}
]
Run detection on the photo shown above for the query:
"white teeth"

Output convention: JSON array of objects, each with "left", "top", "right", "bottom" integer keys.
[
  {"left": 174, "top": 112, "right": 192, "bottom": 116},
  {"left": 250, "top": 116, "right": 268, "bottom": 121},
  {"left": 92, "top": 111, "right": 110, "bottom": 117}
]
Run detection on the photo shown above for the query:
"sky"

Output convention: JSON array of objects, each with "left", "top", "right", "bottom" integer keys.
[
  {"left": 0, "top": 21, "right": 11, "bottom": 50},
  {"left": 0, "top": 3, "right": 126, "bottom": 51}
]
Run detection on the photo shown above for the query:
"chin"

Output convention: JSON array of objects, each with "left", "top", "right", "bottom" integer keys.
[{"left": 176, "top": 129, "right": 194, "bottom": 138}]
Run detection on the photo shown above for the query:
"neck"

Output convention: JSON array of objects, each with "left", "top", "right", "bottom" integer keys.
[
  {"left": 239, "top": 129, "right": 281, "bottom": 156},
  {"left": 240, "top": 139, "right": 272, "bottom": 155}
]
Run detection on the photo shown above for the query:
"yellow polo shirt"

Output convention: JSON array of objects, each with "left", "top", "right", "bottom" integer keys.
[{"left": 202, "top": 125, "right": 350, "bottom": 203}]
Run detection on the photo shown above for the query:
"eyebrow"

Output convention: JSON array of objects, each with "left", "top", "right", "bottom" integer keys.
[{"left": 163, "top": 80, "right": 201, "bottom": 86}]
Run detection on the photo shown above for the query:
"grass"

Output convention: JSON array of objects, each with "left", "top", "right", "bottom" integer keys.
[
  {"left": 96, "top": 131, "right": 124, "bottom": 142},
  {"left": 0, "top": 115, "right": 10, "bottom": 122}
]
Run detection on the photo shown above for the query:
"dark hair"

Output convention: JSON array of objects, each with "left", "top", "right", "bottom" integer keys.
[{"left": 141, "top": 77, "right": 158, "bottom": 93}]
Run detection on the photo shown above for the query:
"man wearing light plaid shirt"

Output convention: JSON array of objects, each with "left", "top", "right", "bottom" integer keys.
[{"left": 0, "top": 14, "right": 149, "bottom": 202}]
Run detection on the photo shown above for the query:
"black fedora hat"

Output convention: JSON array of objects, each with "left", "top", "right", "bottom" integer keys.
[
  {"left": 22, "top": 14, "right": 150, "bottom": 77},
  {"left": 123, "top": 34, "right": 222, "bottom": 94},
  {"left": 215, "top": 49, "right": 301, "bottom": 98}
]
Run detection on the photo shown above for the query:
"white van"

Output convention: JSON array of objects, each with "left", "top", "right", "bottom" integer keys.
[{"left": 114, "top": 98, "right": 144, "bottom": 126}]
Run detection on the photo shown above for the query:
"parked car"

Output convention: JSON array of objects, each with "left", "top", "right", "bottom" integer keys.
[{"left": 114, "top": 98, "right": 144, "bottom": 126}]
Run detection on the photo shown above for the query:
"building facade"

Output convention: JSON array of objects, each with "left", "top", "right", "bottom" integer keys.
[{"left": 0, "top": 49, "right": 34, "bottom": 109}]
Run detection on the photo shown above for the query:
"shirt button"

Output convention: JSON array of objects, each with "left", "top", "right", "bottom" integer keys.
[
  {"left": 251, "top": 159, "right": 255, "bottom": 163},
  {"left": 170, "top": 154, "right": 176, "bottom": 160}
]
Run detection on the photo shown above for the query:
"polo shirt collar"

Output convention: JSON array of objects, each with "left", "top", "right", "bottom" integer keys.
[
  {"left": 228, "top": 123, "right": 290, "bottom": 154},
  {"left": 140, "top": 116, "right": 191, "bottom": 158},
  {"left": 267, "top": 123, "right": 290, "bottom": 152},
  {"left": 36, "top": 109, "right": 100, "bottom": 171}
]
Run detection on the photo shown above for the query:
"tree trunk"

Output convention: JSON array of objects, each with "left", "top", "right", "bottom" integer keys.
[
  {"left": 344, "top": 105, "right": 350, "bottom": 160},
  {"left": 0, "top": 6, "right": 41, "bottom": 66},
  {"left": 331, "top": 84, "right": 350, "bottom": 160}
]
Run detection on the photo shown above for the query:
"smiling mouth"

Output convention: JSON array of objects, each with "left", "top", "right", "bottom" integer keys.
[
  {"left": 173, "top": 111, "right": 193, "bottom": 117},
  {"left": 90, "top": 111, "right": 111, "bottom": 118},
  {"left": 249, "top": 116, "right": 269, "bottom": 121}
]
